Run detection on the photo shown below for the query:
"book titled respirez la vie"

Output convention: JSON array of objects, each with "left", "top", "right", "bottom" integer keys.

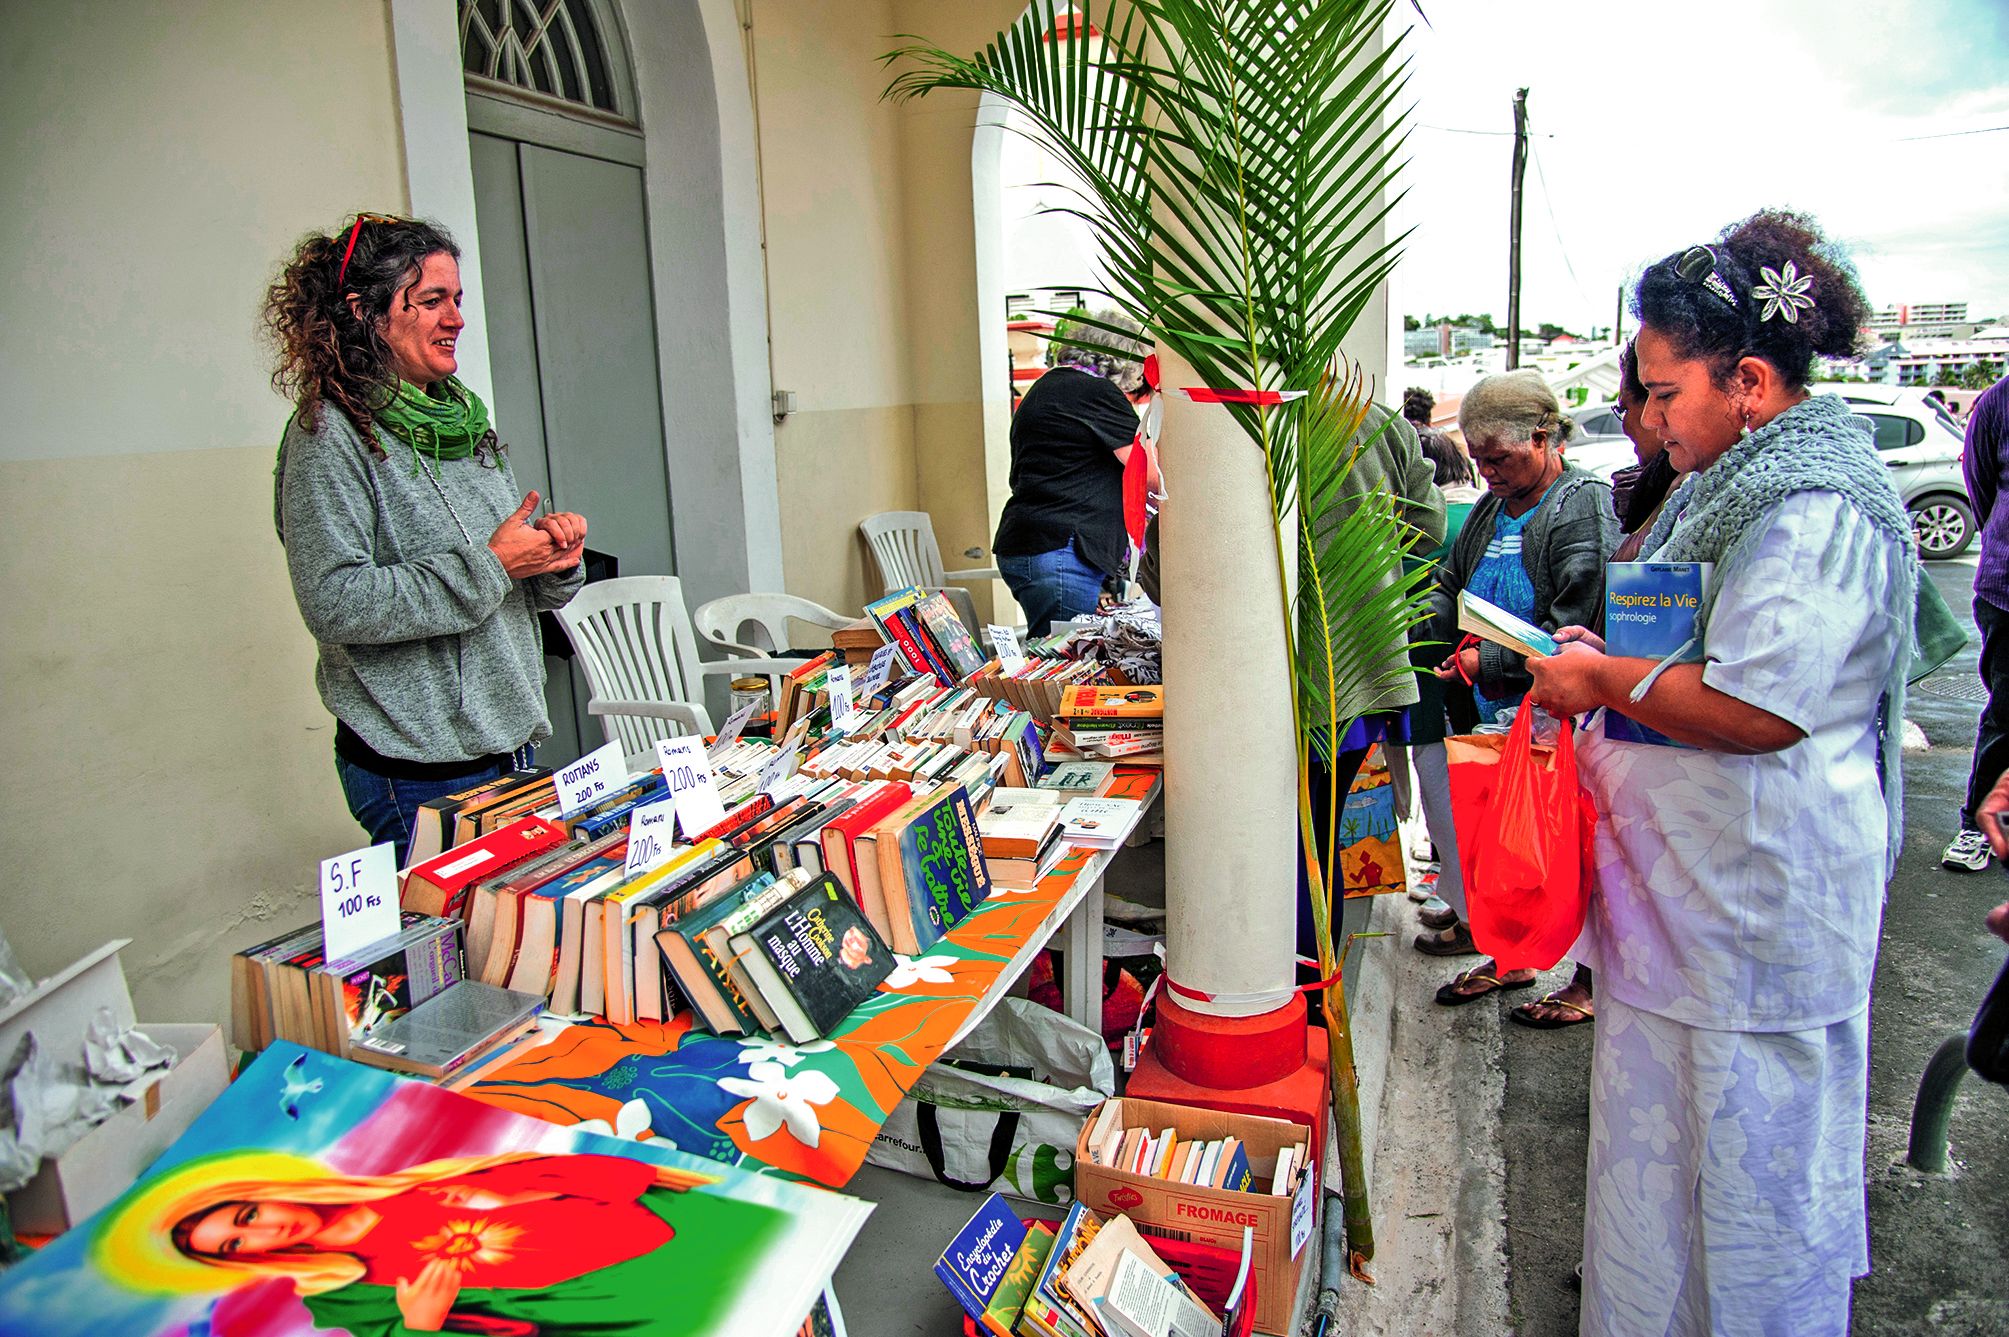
[{"left": 1603, "top": 561, "right": 1712, "bottom": 747}]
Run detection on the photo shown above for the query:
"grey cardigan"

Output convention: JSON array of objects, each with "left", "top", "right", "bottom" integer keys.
[
  {"left": 1429, "top": 464, "right": 1617, "bottom": 708},
  {"left": 276, "top": 409, "right": 584, "bottom": 764}
]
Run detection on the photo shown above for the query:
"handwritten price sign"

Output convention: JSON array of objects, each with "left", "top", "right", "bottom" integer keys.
[
  {"left": 826, "top": 664, "right": 857, "bottom": 729},
  {"left": 655, "top": 736, "right": 726, "bottom": 838},
  {"left": 758, "top": 742, "right": 801, "bottom": 796},
  {"left": 320, "top": 843, "right": 397, "bottom": 960},
  {"left": 624, "top": 799, "right": 679, "bottom": 876},
  {"left": 860, "top": 641, "right": 902, "bottom": 699},
  {"left": 557, "top": 741, "right": 627, "bottom": 818}
]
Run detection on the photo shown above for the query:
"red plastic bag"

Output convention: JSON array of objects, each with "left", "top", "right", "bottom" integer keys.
[{"left": 1445, "top": 699, "right": 1597, "bottom": 973}]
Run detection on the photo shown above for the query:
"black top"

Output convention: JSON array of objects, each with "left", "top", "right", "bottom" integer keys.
[{"left": 993, "top": 367, "right": 1138, "bottom": 579}]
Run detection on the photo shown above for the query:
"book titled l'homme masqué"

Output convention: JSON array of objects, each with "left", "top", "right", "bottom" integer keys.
[
  {"left": 738, "top": 872, "right": 896, "bottom": 1042},
  {"left": 1603, "top": 561, "right": 1712, "bottom": 747}
]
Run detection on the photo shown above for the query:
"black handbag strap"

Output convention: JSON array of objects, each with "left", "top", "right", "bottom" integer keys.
[{"left": 917, "top": 1102, "right": 1022, "bottom": 1191}]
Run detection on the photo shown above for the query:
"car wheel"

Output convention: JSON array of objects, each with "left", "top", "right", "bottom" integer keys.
[{"left": 1911, "top": 494, "right": 1975, "bottom": 560}]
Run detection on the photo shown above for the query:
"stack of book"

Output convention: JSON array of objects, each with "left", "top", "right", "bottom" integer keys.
[
  {"left": 422, "top": 760, "right": 994, "bottom": 1038},
  {"left": 405, "top": 765, "right": 556, "bottom": 866},
  {"left": 938, "top": 1194, "right": 1250, "bottom": 1337},
  {"left": 866, "top": 587, "right": 989, "bottom": 683},
  {"left": 1049, "top": 686, "right": 1164, "bottom": 767},
  {"left": 1080, "top": 1102, "right": 1306, "bottom": 1199},
  {"left": 976, "top": 787, "right": 1069, "bottom": 889},
  {"left": 964, "top": 655, "right": 1107, "bottom": 723},
  {"left": 657, "top": 867, "right": 897, "bottom": 1042},
  {"left": 229, "top": 915, "right": 543, "bottom": 1078}
]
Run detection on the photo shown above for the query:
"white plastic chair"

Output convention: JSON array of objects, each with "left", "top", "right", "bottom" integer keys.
[
  {"left": 692, "top": 593, "right": 854, "bottom": 696},
  {"left": 858, "top": 511, "right": 999, "bottom": 631},
  {"left": 554, "top": 577, "right": 799, "bottom": 757}
]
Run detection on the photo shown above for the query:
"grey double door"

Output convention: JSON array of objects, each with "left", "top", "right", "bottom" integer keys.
[{"left": 470, "top": 132, "right": 674, "bottom": 764}]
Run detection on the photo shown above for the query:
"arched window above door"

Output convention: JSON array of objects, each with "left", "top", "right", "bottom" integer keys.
[{"left": 459, "top": 0, "right": 637, "bottom": 127}]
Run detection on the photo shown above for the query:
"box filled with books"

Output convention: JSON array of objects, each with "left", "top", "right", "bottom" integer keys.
[{"left": 1072, "top": 1099, "right": 1314, "bottom": 1336}]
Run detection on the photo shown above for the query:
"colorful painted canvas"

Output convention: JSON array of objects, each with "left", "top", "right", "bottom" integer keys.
[
  {"left": 0, "top": 1044, "right": 869, "bottom": 1337},
  {"left": 1339, "top": 755, "right": 1406, "bottom": 898}
]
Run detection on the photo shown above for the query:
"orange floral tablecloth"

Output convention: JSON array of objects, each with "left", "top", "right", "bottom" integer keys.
[{"left": 461, "top": 848, "right": 1097, "bottom": 1187}]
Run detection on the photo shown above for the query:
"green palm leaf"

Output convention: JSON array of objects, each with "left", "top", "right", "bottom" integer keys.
[{"left": 886, "top": 0, "right": 1416, "bottom": 1273}]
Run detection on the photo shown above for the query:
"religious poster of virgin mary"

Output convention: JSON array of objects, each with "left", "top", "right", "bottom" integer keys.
[{"left": 0, "top": 1044, "right": 869, "bottom": 1336}]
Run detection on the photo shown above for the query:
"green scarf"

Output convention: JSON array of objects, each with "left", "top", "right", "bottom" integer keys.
[{"left": 375, "top": 376, "right": 493, "bottom": 467}]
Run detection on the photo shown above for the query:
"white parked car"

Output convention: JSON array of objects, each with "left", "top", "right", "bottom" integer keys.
[
  {"left": 1812, "top": 384, "right": 1973, "bottom": 559},
  {"left": 1565, "top": 388, "right": 1974, "bottom": 559}
]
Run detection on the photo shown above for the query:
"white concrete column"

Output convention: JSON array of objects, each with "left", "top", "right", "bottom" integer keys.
[{"left": 1157, "top": 348, "right": 1301, "bottom": 1016}]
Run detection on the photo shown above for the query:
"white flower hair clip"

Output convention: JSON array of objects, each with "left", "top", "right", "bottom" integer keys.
[{"left": 1752, "top": 260, "right": 1815, "bottom": 324}]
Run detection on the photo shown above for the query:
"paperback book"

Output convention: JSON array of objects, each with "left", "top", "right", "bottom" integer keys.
[{"left": 1602, "top": 561, "right": 1711, "bottom": 748}]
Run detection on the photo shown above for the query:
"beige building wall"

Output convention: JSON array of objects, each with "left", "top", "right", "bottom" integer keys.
[
  {"left": 0, "top": 0, "right": 407, "bottom": 1023},
  {"left": 749, "top": 0, "right": 1021, "bottom": 623}
]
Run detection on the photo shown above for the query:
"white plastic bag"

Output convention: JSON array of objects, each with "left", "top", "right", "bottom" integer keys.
[{"left": 868, "top": 998, "right": 1114, "bottom": 1203}]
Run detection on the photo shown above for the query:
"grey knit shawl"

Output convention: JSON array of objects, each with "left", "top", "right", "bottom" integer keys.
[{"left": 1643, "top": 393, "right": 1918, "bottom": 876}]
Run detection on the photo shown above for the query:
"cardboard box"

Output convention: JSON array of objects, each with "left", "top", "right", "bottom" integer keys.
[
  {"left": 6, "top": 1022, "right": 230, "bottom": 1234},
  {"left": 1073, "top": 1098, "right": 1318, "bottom": 1337}
]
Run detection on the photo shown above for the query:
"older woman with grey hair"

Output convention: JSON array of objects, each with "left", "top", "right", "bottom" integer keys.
[
  {"left": 1419, "top": 369, "right": 1617, "bottom": 1003},
  {"left": 993, "top": 313, "right": 1158, "bottom": 630}
]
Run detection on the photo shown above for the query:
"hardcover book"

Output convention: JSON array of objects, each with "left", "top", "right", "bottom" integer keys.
[
  {"left": 401, "top": 814, "right": 568, "bottom": 920},
  {"left": 982, "top": 1222, "right": 1056, "bottom": 1337}
]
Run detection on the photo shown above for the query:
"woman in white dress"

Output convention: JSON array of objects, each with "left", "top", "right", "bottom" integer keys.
[{"left": 1526, "top": 210, "right": 1913, "bottom": 1337}]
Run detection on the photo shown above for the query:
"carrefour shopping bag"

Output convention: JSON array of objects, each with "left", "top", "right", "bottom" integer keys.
[
  {"left": 868, "top": 997, "right": 1114, "bottom": 1204},
  {"left": 1445, "top": 699, "right": 1597, "bottom": 973}
]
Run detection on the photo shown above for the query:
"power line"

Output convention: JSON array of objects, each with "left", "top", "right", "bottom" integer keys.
[
  {"left": 1528, "top": 138, "right": 1595, "bottom": 310},
  {"left": 1896, "top": 123, "right": 2009, "bottom": 141},
  {"left": 1417, "top": 123, "right": 1554, "bottom": 137}
]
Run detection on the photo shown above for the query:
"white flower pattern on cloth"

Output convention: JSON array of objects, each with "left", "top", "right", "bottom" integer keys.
[
  {"left": 734, "top": 1037, "right": 835, "bottom": 1069},
  {"left": 573, "top": 1097, "right": 653, "bottom": 1142},
  {"left": 1581, "top": 999, "right": 1869, "bottom": 1337},
  {"left": 883, "top": 954, "right": 957, "bottom": 990},
  {"left": 1617, "top": 937, "right": 1652, "bottom": 983},
  {"left": 716, "top": 1060, "right": 840, "bottom": 1147},
  {"left": 1752, "top": 259, "right": 1815, "bottom": 323},
  {"left": 1627, "top": 1103, "right": 1680, "bottom": 1157}
]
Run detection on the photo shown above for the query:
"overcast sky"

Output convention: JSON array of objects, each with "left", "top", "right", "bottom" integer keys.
[{"left": 1396, "top": 0, "right": 2009, "bottom": 333}]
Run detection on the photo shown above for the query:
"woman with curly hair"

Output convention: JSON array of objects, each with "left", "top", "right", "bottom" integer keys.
[
  {"left": 1527, "top": 211, "right": 1904, "bottom": 1336},
  {"left": 266, "top": 215, "right": 588, "bottom": 865}
]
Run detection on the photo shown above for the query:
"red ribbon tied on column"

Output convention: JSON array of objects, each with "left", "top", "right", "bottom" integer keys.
[{"left": 1175, "top": 387, "right": 1309, "bottom": 405}]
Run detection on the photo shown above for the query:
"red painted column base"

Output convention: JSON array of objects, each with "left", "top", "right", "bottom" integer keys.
[{"left": 1127, "top": 994, "right": 1330, "bottom": 1154}]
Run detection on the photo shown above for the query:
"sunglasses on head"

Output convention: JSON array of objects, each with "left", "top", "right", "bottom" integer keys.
[
  {"left": 1676, "top": 244, "right": 1739, "bottom": 310},
  {"left": 336, "top": 213, "right": 406, "bottom": 288}
]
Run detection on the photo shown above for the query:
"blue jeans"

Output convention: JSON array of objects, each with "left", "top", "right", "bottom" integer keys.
[
  {"left": 998, "top": 540, "right": 1108, "bottom": 633},
  {"left": 335, "top": 746, "right": 533, "bottom": 869}
]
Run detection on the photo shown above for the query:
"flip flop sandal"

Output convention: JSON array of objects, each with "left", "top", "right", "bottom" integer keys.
[
  {"left": 1418, "top": 902, "right": 1459, "bottom": 931},
  {"left": 1434, "top": 968, "right": 1536, "bottom": 1007},
  {"left": 1510, "top": 991, "right": 1595, "bottom": 1029},
  {"left": 1413, "top": 924, "right": 1478, "bottom": 956}
]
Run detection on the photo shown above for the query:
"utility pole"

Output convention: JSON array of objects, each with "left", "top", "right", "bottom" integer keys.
[
  {"left": 1615, "top": 282, "right": 1626, "bottom": 349},
  {"left": 1505, "top": 87, "right": 1529, "bottom": 370}
]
